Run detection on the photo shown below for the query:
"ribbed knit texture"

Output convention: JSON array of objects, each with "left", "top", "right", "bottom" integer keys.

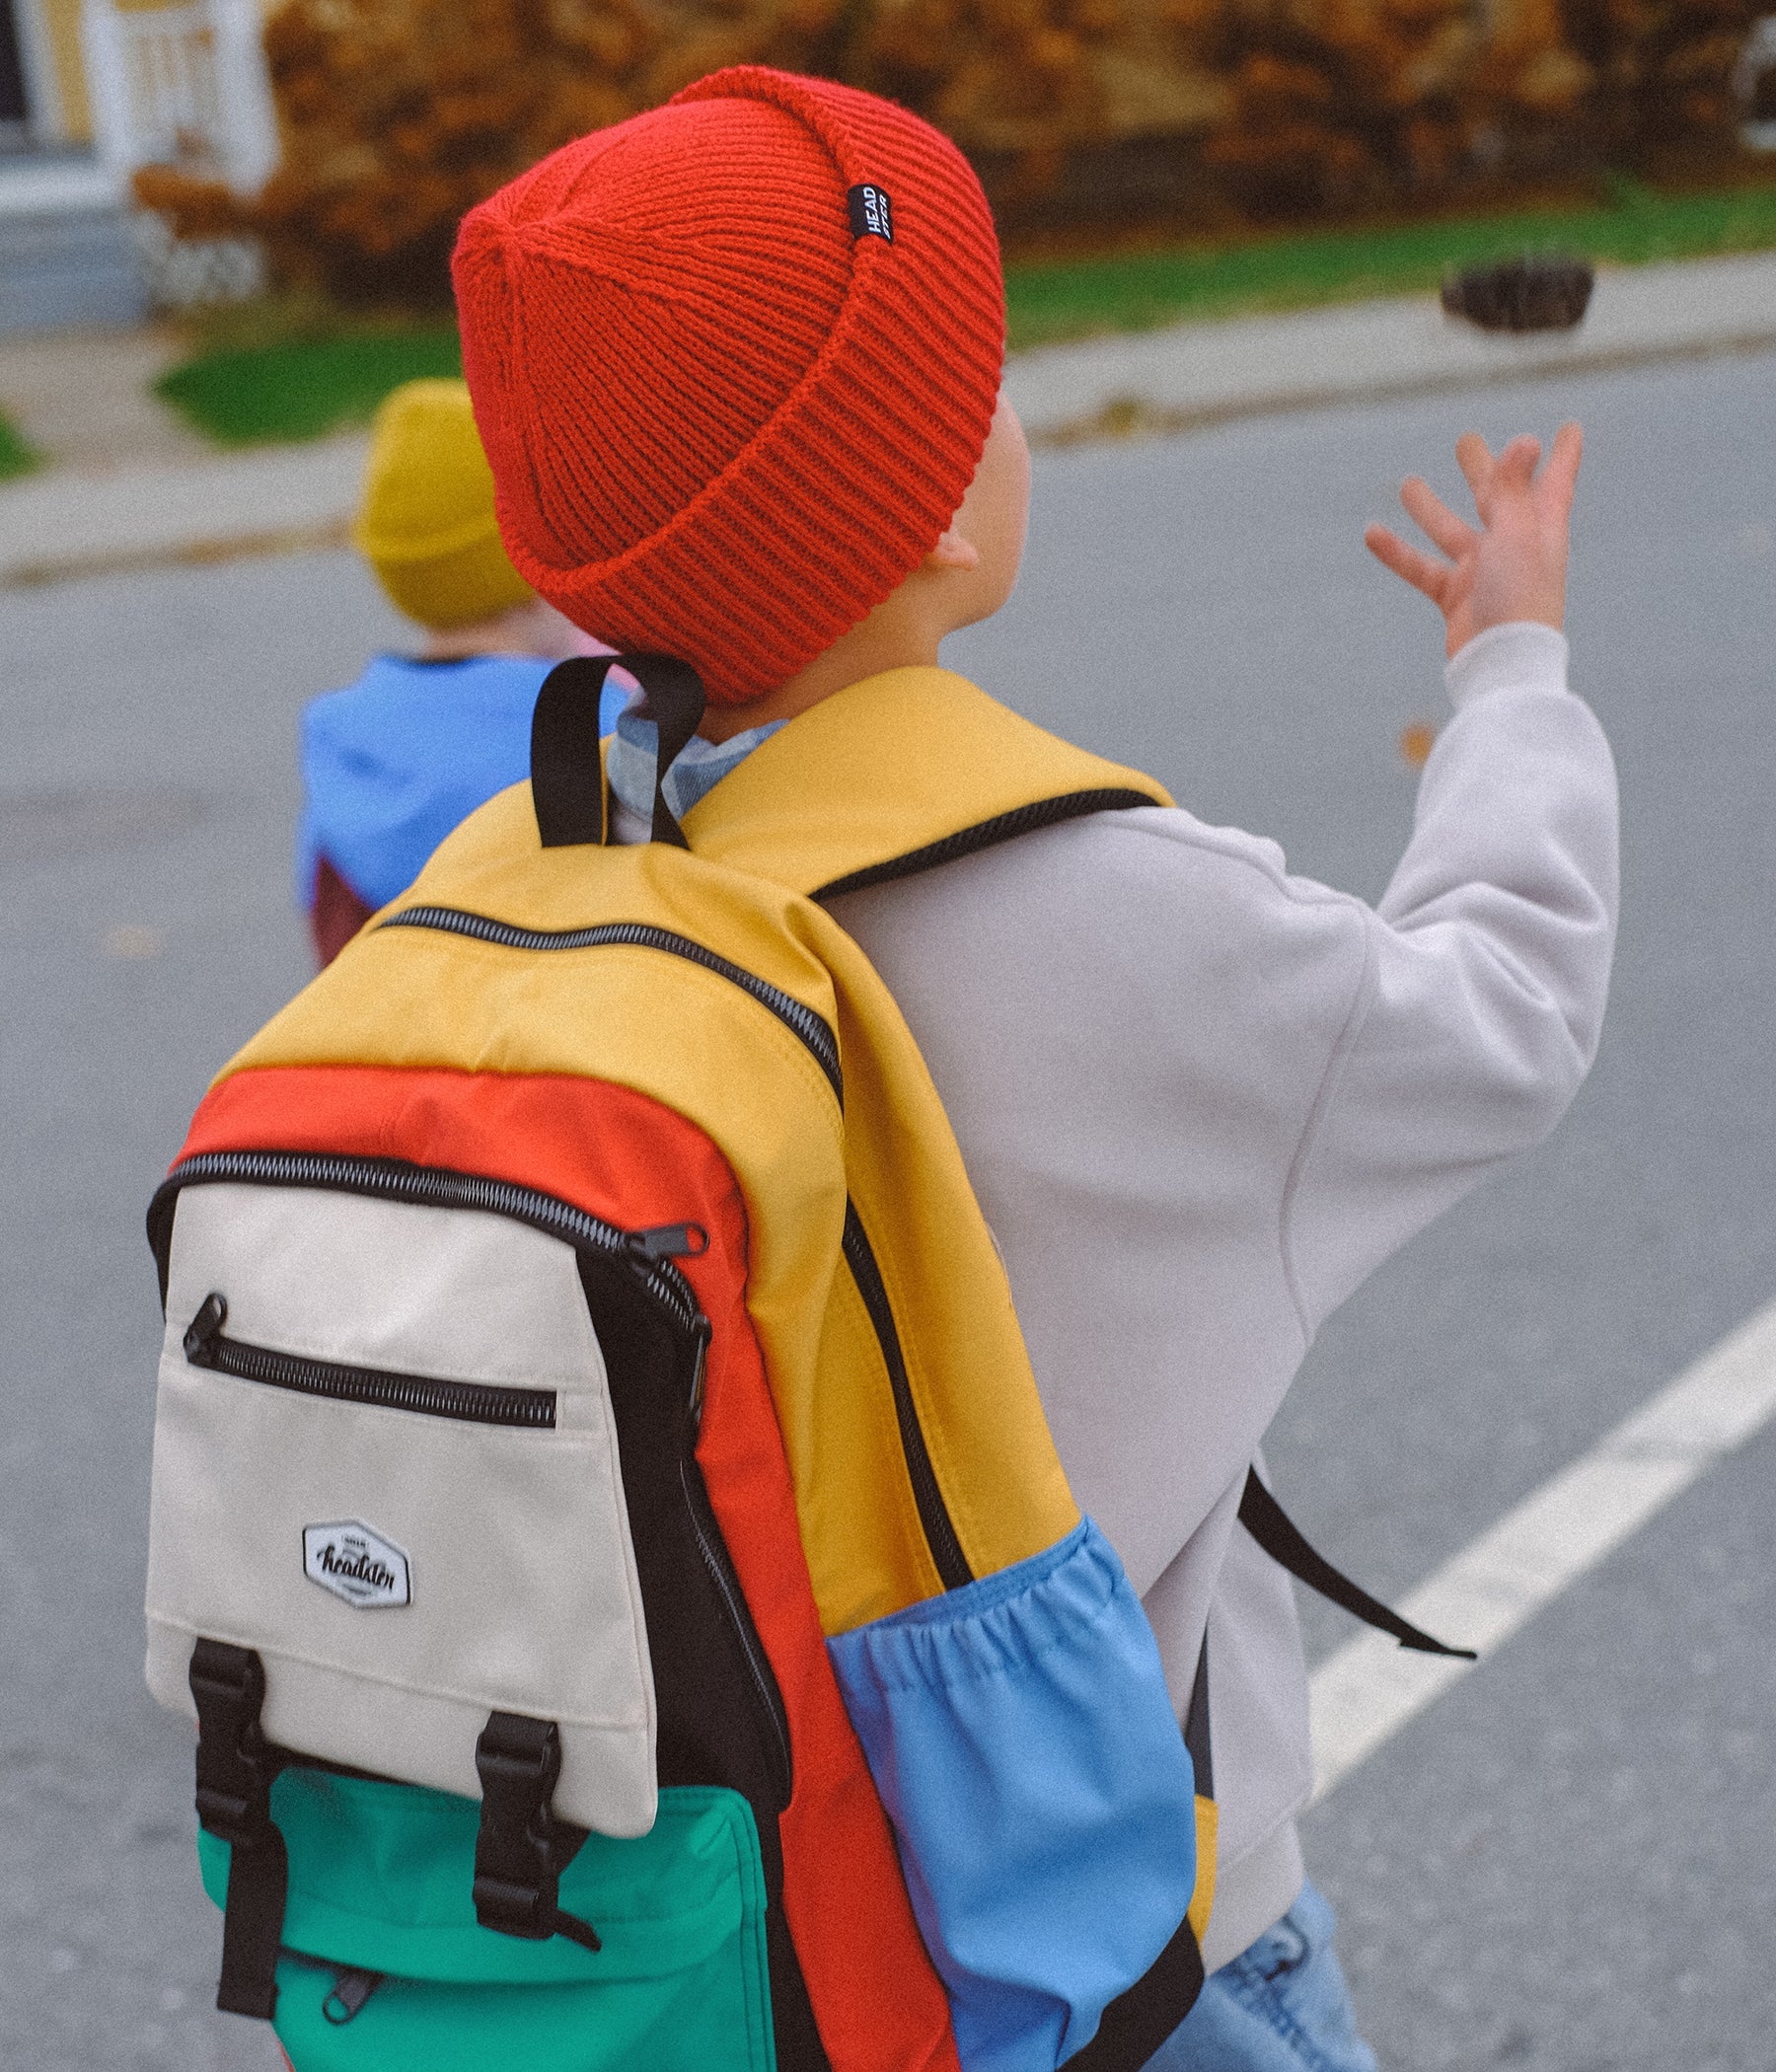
[{"left": 453, "top": 68, "right": 1005, "bottom": 703}]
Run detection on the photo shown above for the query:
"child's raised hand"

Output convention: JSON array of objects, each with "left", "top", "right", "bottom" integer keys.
[{"left": 1365, "top": 422, "right": 1582, "bottom": 659}]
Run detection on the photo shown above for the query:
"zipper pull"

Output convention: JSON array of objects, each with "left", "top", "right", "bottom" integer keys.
[
  {"left": 322, "top": 1965, "right": 384, "bottom": 2025},
  {"left": 688, "top": 1318, "right": 711, "bottom": 1434},
  {"left": 184, "top": 1292, "right": 227, "bottom": 1364},
  {"left": 626, "top": 1222, "right": 709, "bottom": 1263}
]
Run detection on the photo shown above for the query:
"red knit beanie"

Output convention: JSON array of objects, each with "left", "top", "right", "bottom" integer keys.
[{"left": 452, "top": 68, "right": 1004, "bottom": 704}]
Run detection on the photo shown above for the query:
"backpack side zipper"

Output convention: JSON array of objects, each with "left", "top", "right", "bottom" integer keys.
[
  {"left": 681, "top": 1454, "right": 793, "bottom": 1806},
  {"left": 842, "top": 1206, "right": 973, "bottom": 1591}
]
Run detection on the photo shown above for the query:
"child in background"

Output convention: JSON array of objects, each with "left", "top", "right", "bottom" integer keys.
[{"left": 295, "top": 378, "right": 624, "bottom": 965}]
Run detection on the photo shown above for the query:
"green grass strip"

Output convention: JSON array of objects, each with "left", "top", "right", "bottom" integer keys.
[
  {"left": 148, "top": 176, "right": 1776, "bottom": 446},
  {"left": 1004, "top": 179, "right": 1776, "bottom": 348},
  {"left": 0, "top": 407, "right": 42, "bottom": 482},
  {"left": 156, "top": 325, "right": 463, "bottom": 446}
]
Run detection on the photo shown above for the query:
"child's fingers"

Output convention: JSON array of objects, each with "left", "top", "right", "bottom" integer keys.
[
  {"left": 1538, "top": 420, "right": 1584, "bottom": 513},
  {"left": 1400, "top": 476, "right": 1477, "bottom": 559},
  {"left": 1454, "top": 431, "right": 1494, "bottom": 505},
  {"left": 1366, "top": 522, "right": 1447, "bottom": 601},
  {"left": 1456, "top": 431, "right": 1541, "bottom": 519},
  {"left": 1492, "top": 435, "right": 1542, "bottom": 497}
]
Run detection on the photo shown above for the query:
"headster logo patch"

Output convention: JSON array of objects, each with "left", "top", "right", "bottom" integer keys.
[
  {"left": 303, "top": 1520, "right": 410, "bottom": 1609},
  {"left": 848, "top": 184, "right": 894, "bottom": 244}
]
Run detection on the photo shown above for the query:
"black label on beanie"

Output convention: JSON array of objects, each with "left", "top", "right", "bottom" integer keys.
[{"left": 848, "top": 185, "right": 894, "bottom": 244}]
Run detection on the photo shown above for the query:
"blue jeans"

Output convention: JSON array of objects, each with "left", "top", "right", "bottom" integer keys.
[{"left": 1147, "top": 1884, "right": 1377, "bottom": 2072}]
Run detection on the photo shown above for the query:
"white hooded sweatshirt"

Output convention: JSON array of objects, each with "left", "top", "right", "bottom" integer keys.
[{"left": 619, "top": 619, "right": 1620, "bottom": 1971}]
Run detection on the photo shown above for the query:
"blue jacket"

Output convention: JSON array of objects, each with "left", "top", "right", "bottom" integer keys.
[{"left": 296, "top": 653, "right": 628, "bottom": 911}]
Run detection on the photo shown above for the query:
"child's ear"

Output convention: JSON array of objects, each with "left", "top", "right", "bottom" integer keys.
[{"left": 925, "top": 526, "right": 982, "bottom": 573}]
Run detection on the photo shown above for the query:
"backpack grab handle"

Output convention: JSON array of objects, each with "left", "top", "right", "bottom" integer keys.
[{"left": 531, "top": 653, "right": 707, "bottom": 850}]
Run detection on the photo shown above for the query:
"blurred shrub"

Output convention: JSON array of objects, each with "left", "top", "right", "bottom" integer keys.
[
  {"left": 134, "top": 0, "right": 1766, "bottom": 304},
  {"left": 1561, "top": 0, "right": 1761, "bottom": 153},
  {"left": 1188, "top": 0, "right": 1758, "bottom": 218},
  {"left": 0, "top": 406, "right": 41, "bottom": 482}
]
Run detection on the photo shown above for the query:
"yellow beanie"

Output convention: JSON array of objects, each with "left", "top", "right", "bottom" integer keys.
[{"left": 352, "top": 378, "right": 535, "bottom": 629}]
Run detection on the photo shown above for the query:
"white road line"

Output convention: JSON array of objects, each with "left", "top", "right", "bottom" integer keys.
[{"left": 1309, "top": 1294, "right": 1776, "bottom": 1803}]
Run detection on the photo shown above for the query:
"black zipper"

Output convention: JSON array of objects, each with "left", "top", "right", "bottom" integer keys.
[
  {"left": 183, "top": 1292, "right": 557, "bottom": 1429},
  {"left": 153, "top": 1151, "right": 703, "bottom": 1337},
  {"left": 842, "top": 1205, "right": 973, "bottom": 1591},
  {"left": 377, "top": 908, "right": 844, "bottom": 1103},
  {"left": 681, "top": 1454, "right": 793, "bottom": 1808}
]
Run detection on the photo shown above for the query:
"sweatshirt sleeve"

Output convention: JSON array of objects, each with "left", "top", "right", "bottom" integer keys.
[{"left": 1284, "top": 621, "right": 1619, "bottom": 1332}]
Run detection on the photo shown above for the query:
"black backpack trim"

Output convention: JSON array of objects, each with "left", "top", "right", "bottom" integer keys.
[{"left": 813, "top": 787, "right": 1161, "bottom": 902}]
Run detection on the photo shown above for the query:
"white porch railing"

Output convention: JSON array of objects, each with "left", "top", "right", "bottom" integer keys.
[
  {"left": 1739, "top": 16, "right": 1776, "bottom": 153},
  {"left": 80, "top": 0, "right": 278, "bottom": 193}
]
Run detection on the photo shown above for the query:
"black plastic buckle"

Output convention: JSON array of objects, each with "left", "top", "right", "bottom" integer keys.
[
  {"left": 473, "top": 1712, "right": 600, "bottom": 1952},
  {"left": 190, "top": 1640, "right": 276, "bottom": 1845},
  {"left": 187, "top": 1640, "right": 290, "bottom": 2022}
]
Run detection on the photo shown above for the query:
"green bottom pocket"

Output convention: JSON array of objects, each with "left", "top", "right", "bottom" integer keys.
[{"left": 198, "top": 1771, "right": 776, "bottom": 2071}]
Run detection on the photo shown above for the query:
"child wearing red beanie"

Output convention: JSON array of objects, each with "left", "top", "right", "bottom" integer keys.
[{"left": 454, "top": 68, "right": 1616, "bottom": 2071}]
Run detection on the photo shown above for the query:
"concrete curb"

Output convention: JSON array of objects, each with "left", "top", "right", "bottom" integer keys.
[
  {"left": 3, "top": 248, "right": 1773, "bottom": 587},
  {"left": 0, "top": 434, "right": 368, "bottom": 587}
]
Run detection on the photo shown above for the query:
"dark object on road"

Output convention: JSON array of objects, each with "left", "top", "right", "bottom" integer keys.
[{"left": 1441, "top": 255, "right": 1595, "bottom": 333}]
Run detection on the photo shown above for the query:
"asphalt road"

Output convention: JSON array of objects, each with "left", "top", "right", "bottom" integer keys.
[{"left": 3, "top": 340, "right": 1772, "bottom": 2071}]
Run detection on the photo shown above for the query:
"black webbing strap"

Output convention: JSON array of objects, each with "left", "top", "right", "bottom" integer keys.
[
  {"left": 1065, "top": 1908, "right": 1207, "bottom": 2072},
  {"left": 473, "top": 1712, "right": 602, "bottom": 1953},
  {"left": 1238, "top": 1470, "right": 1476, "bottom": 1660},
  {"left": 530, "top": 652, "right": 706, "bottom": 851},
  {"left": 1058, "top": 1633, "right": 1217, "bottom": 2071},
  {"left": 1182, "top": 1635, "right": 1212, "bottom": 1798},
  {"left": 530, "top": 655, "right": 610, "bottom": 848},
  {"left": 188, "top": 1640, "right": 289, "bottom": 2020}
]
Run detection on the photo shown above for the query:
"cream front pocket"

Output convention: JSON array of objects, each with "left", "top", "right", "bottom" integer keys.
[{"left": 146, "top": 1181, "right": 658, "bottom": 1837}]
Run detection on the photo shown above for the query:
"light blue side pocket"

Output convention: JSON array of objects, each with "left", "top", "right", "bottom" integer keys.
[{"left": 827, "top": 1518, "right": 1198, "bottom": 2072}]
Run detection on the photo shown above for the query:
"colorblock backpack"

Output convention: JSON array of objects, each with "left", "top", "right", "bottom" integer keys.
[{"left": 144, "top": 662, "right": 1466, "bottom": 2072}]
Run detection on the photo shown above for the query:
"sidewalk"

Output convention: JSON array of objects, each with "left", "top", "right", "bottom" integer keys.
[
  {"left": 0, "top": 427, "right": 365, "bottom": 586},
  {"left": 4, "top": 247, "right": 1774, "bottom": 587},
  {"left": 0, "top": 326, "right": 209, "bottom": 472}
]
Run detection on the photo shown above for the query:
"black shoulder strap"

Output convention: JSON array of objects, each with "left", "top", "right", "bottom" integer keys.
[
  {"left": 1239, "top": 1469, "right": 1475, "bottom": 1660},
  {"left": 1065, "top": 1909, "right": 1205, "bottom": 2072},
  {"left": 531, "top": 653, "right": 705, "bottom": 850}
]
